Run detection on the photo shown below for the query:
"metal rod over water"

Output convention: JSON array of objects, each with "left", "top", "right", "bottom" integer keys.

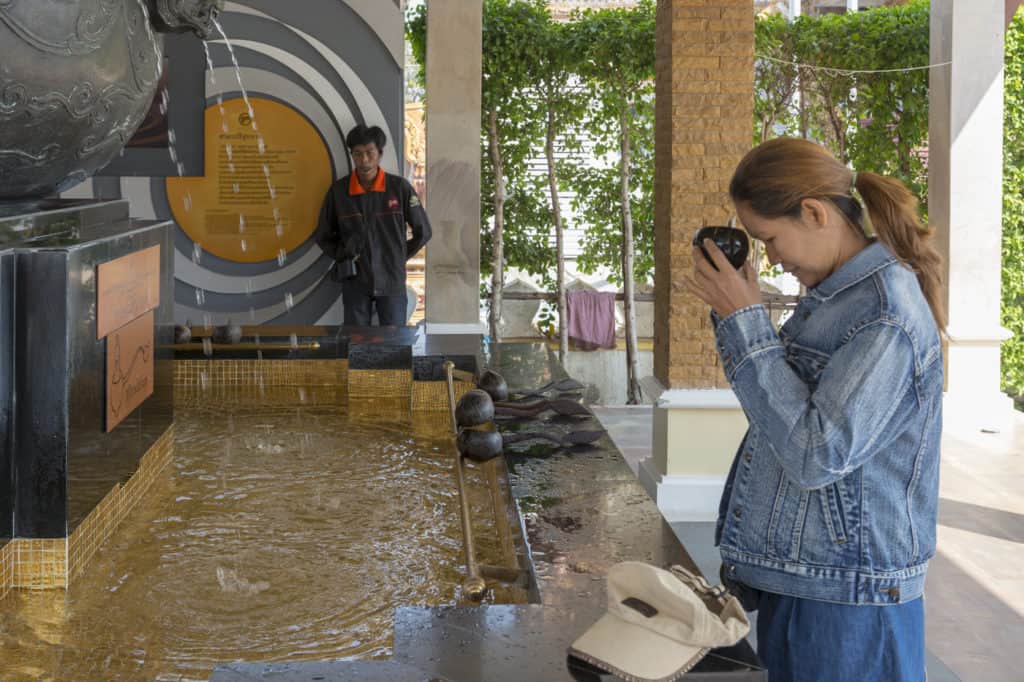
[
  {"left": 173, "top": 342, "right": 321, "bottom": 351},
  {"left": 444, "top": 361, "right": 487, "bottom": 601}
]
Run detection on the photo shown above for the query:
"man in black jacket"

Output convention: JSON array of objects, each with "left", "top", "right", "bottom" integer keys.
[{"left": 315, "top": 124, "right": 432, "bottom": 326}]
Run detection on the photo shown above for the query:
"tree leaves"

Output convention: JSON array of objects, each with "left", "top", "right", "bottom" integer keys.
[{"left": 1003, "top": 11, "right": 1024, "bottom": 401}]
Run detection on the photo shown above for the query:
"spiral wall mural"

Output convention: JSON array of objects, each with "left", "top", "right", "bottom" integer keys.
[{"left": 63, "top": 0, "right": 404, "bottom": 326}]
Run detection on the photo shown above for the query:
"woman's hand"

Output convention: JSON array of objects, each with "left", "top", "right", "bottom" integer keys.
[{"left": 684, "top": 239, "right": 762, "bottom": 318}]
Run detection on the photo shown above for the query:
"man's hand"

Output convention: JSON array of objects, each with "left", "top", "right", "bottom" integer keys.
[{"left": 684, "top": 239, "right": 762, "bottom": 318}]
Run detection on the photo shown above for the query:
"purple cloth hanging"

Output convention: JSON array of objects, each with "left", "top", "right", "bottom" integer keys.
[{"left": 566, "top": 290, "right": 617, "bottom": 350}]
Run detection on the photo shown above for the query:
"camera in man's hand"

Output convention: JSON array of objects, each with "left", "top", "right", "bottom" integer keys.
[{"left": 337, "top": 257, "right": 358, "bottom": 280}]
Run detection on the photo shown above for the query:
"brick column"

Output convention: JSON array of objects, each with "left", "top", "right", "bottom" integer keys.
[
  {"left": 653, "top": 0, "right": 754, "bottom": 390},
  {"left": 640, "top": 1, "right": 754, "bottom": 521}
]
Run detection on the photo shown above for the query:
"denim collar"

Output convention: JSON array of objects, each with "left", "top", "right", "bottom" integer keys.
[{"left": 807, "top": 240, "right": 898, "bottom": 301}]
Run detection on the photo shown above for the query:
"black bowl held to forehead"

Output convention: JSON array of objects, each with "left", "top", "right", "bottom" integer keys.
[{"left": 692, "top": 226, "right": 750, "bottom": 271}]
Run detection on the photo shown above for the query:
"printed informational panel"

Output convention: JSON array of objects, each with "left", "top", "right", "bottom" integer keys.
[
  {"left": 96, "top": 245, "right": 161, "bottom": 339},
  {"left": 166, "top": 97, "right": 333, "bottom": 264},
  {"left": 105, "top": 310, "right": 155, "bottom": 432}
]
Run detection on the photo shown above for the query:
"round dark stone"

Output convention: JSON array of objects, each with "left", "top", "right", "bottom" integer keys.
[
  {"left": 455, "top": 389, "right": 494, "bottom": 427},
  {"left": 476, "top": 369, "right": 509, "bottom": 402},
  {"left": 211, "top": 323, "right": 243, "bottom": 345},
  {"left": 456, "top": 429, "right": 503, "bottom": 462}
]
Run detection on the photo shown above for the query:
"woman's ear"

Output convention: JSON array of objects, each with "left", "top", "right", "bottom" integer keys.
[{"left": 799, "top": 198, "right": 830, "bottom": 231}]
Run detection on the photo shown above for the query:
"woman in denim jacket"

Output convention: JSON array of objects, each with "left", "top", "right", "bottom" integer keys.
[{"left": 687, "top": 138, "right": 944, "bottom": 681}]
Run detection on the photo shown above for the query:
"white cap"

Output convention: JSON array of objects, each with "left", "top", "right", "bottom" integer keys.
[{"left": 568, "top": 562, "right": 750, "bottom": 681}]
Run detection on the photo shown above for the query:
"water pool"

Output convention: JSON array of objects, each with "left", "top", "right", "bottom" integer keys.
[{"left": 0, "top": 399, "right": 519, "bottom": 680}]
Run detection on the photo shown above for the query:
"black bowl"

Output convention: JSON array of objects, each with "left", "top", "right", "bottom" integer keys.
[
  {"left": 692, "top": 226, "right": 750, "bottom": 270},
  {"left": 476, "top": 369, "right": 509, "bottom": 402},
  {"left": 457, "top": 429, "right": 503, "bottom": 462},
  {"left": 455, "top": 389, "right": 494, "bottom": 428}
]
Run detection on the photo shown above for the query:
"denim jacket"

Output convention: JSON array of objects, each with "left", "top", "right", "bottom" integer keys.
[{"left": 713, "top": 241, "right": 943, "bottom": 606}]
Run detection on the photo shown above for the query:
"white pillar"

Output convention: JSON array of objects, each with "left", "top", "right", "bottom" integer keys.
[
  {"left": 424, "top": 0, "right": 485, "bottom": 334},
  {"left": 638, "top": 385, "right": 748, "bottom": 522},
  {"left": 929, "top": 0, "right": 1014, "bottom": 431},
  {"left": 846, "top": 0, "right": 858, "bottom": 12}
]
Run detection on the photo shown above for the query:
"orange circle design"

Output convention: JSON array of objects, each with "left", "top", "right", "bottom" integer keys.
[{"left": 167, "top": 97, "right": 333, "bottom": 263}]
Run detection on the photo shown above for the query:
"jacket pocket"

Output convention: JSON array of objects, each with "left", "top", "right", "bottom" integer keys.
[{"left": 819, "top": 482, "right": 849, "bottom": 545}]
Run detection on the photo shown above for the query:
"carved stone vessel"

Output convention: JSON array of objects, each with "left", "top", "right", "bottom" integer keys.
[{"left": 0, "top": 0, "right": 221, "bottom": 200}]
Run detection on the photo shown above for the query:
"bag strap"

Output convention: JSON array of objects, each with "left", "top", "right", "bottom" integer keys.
[{"left": 668, "top": 565, "right": 730, "bottom": 612}]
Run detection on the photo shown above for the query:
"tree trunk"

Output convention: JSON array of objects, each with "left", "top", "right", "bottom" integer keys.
[
  {"left": 545, "top": 106, "right": 568, "bottom": 366},
  {"left": 487, "top": 107, "right": 505, "bottom": 342},
  {"left": 619, "top": 105, "right": 641, "bottom": 404}
]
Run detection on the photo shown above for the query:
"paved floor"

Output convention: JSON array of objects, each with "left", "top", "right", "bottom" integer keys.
[{"left": 593, "top": 406, "right": 1024, "bottom": 682}]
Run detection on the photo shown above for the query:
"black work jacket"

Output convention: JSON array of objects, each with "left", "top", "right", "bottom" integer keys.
[{"left": 314, "top": 170, "right": 431, "bottom": 296}]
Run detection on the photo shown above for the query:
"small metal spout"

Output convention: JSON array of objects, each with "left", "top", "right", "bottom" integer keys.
[{"left": 148, "top": 0, "right": 224, "bottom": 39}]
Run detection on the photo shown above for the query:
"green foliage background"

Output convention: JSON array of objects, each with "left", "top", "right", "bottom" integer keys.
[{"left": 1003, "top": 12, "right": 1024, "bottom": 403}]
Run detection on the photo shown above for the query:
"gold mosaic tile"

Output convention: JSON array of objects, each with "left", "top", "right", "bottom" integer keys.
[
  {"left": 0, "top": 541, "right": 12, "bottom": 601},
  {"left": 68, "top": 424, "right": 174, "bottom": 581},
  {"left": 11, "top": 538, "right": 67, "bottom": 590},
  {"left": 175, "top": 384, "right": 347, "bottom": 408},
  {"left": 174, "top": 359, "right": 348, "bottom": 388},
  {"left": 5, "top": 425, "right": 175, "bottom": 592},
  {"left": 348, "top": 369, "right": 412, "bottom": 400},
  {"left": 411, "top": 380, "right": 474, "bottom": 412}
]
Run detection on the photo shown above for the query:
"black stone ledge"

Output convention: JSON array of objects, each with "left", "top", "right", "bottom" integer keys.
[
  {"left": 393, "top": 605, "right": 761, "bottom": 681},
  {"left": 211, "top": 342, "right": 763, "bottom": 681},
  {"left": 174, "top": 326, "right": 485, "bottom": 366},
  {"left": 412, "top": 355, "right": 479, "bottom": 382},
  {"left": 0, "top": 249, "right": 12, "bottom": 541},
  {"left": 0, "top": 199, "right": 130, "bottom": 247},
  {"left": 348, "top": 343, "right": 413, "bottom": 371},
  {"left": 212, "top": 661, "right": 453, "bottom": 682}
]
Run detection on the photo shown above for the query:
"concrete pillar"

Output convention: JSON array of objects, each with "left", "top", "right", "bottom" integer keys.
[
  {"left": 423, "top": 0, "right": 485, "bottom": 334},
  {"left": 929, "top": 0, "right": 1015, "bottom": 431},
  {"left": 641, "top": 1, "right": 754, "bottom": 520}
]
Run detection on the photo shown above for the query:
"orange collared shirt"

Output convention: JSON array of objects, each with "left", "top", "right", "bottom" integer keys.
[{"left": 348, "top": 169, "right": 387, "bottom": 195}]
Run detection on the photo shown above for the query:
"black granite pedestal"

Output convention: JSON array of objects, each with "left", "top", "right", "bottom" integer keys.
[
  {"left": 1, "top": 200, "right": 174, "bottom": 537},
  {"left": 0, "top": 249, "right": 13, "bottom": 544}
]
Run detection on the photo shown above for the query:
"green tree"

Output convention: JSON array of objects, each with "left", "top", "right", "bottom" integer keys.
[
  {"left": 527, "top": 15, "right": 587, "bottom": 364},
  {"left": 1002, "top": 11, "right": 1024, "bottom": 403},
  {"left": 568, "top": 0, "right": 655, "bottom": 403},
  {"left": 754, "top": 13, "right": 799, "bottom": 144},
  {"left": 756, "top": 1, "right": 930, "bottom": 196},
  {"left": 479, "top": 0, "right": 551, "bottom": 341},
  {"left": 407, "top": 0, "right": 550, "bottom": 341}
]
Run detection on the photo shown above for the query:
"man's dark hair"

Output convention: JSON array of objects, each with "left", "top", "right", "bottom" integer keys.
[{"left": 346, "top": 124, "right": 387, "bottom": 152}]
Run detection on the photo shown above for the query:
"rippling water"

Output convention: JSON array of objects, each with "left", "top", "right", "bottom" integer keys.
[{"left": 0, "top": 401, "right": 512, "bottom": 680}]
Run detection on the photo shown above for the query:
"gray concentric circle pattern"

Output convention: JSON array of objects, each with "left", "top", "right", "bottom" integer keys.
[{"left": 62, "top": 0, "right": 405, "bottom": 326}]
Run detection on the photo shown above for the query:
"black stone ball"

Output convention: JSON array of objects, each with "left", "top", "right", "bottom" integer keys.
[
  {"left": 456, "top": 429, "right": 503, "bottom": 462},
  {"left": 212, "top": 322, "right": 243, "bottom": 345},
  {"left": 455, "top": 389, "right": 494, "bottom": 427},
  {"left": 476, "top": 369, "right": 508, "bottom": 402},
  {"left": 174, "top": 324, "right": 192, "bottom": 344}
]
